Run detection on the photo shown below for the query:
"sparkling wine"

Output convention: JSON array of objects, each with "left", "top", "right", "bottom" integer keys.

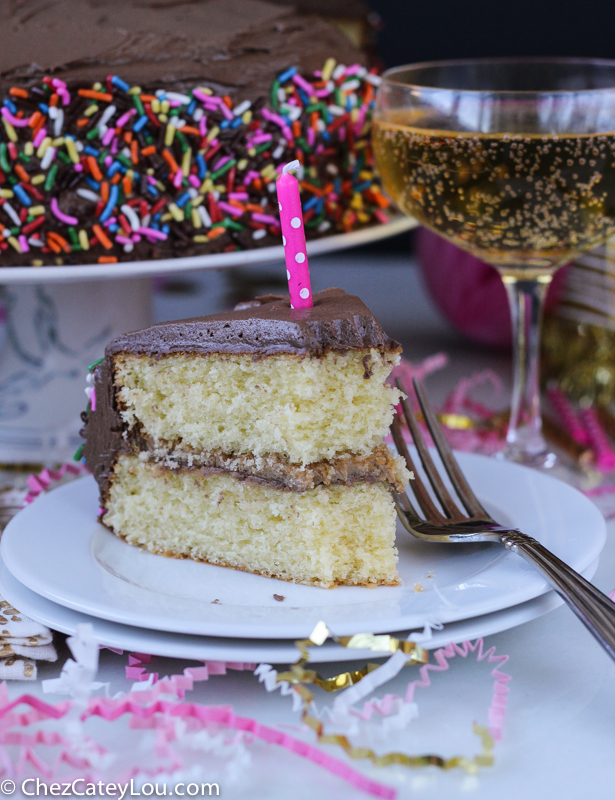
[{"left": 373, "top": 112, "right": 615, "bottom": 270}]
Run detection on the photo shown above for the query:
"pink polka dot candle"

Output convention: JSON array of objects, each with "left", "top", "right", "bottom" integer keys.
[{"left": 276, "top": 160, "right": 313, "bottom": 309}]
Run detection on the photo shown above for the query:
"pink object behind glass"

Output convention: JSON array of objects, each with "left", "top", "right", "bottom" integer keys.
[{"left": 416, "top": 228, "right": 566, "bottom": 348}]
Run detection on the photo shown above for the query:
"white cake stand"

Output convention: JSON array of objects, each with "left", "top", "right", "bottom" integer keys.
[{"left": 0, "top": 216, "right": 415, "bottom": 464}]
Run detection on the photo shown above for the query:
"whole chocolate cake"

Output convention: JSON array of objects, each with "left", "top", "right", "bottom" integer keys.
[
  {"left": 81, "top": 288, "right": 409, "bottom": 588},
  {"left": 0, "top": 0, "right": 390, "bottom": 267}
]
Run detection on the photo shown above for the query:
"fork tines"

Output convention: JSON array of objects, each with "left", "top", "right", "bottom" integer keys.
[{"left": 394, "top": 378, "right": 490, "bottom": 523}]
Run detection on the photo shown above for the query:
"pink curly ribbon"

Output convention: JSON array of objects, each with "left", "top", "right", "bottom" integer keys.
[
  {"left": 441, "top": 370, "right": 505, "bottom": 454},
  {"left": 442, "top": 369, "right": 503, "bottom": 415},
  {"left": 388, "top": 353, "right": 448, "bottom": 412},
  {"left": 388, "top": 360, "right": 506, "bottom": 456},
  {"left": 125, "top": 652, "right": 257, "bottom": 698},
  {"left": 387, "top": 354, "right": 449, "bottom": 449},
  {"left": 23, "top": 463, "right": 87, "bottom": 506},
  {"left": 461, "top": 397, "right": 497, "bottom": 420},
  {"left": 583, "top": 484, "right": 615, "bottom": 497},
  {"left": 403, "top": 639, "right": 510, "bottom": 741},
  {"left": 579, "top": 407, "right": 615, "bottom": 473},
  {"left": 0, "top": 688, "right": 395, "bottom": 798},
  {"left": 547, "top": 386, "right": 590, "bottom": 446},
  {"left": 345, "top": 638, "right": 510, "bottom": 742}
]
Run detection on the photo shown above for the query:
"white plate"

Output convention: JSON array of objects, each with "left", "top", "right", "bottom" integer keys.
[
  {"left": 0, "top": 217, "right": 416, "bottom": 284},
  {"left": 1, "top": 451, "right": 606, "bottom": 639},
  {"left": 0, "top": 559, "right": 598, "bottom": 664}
]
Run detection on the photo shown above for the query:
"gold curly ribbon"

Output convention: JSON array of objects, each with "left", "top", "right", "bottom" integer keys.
[
  {"left": 438, "top": 412, "right": 476, "bottom": 430},
  {"left": 277, "top": 622, "right": 495, "bottom": 775},
  {"left": 276, "top": 622, "right": 427, "bottom": 691}
]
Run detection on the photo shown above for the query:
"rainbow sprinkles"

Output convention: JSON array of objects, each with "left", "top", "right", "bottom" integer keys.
[{"left": 0, "top": 61, "right": 390, "bottom": 267}]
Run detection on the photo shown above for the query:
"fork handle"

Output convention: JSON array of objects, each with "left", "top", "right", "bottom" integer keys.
[{"left": 499, "top": 531, "right": 615, "bottom": 661}]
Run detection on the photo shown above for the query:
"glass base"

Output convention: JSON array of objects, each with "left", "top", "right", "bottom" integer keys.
[{"left": 498, "top": 445, "right": 557, "bottom": 469}]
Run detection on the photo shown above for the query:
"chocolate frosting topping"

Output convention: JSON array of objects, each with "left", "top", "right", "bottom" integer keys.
[
  {"left": 83, "top": 288, "right": 401, "bottom": 500},
  {"left": 0, "top": 0, "right": 364, "bottom": 98},
  {"left": 107, "top": 288, "right": 401, "bottom": 357}
]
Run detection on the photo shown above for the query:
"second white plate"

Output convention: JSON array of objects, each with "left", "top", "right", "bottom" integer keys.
[
  {"left": 0, "top": 451, "right": 606, "bottom": 639},
  {"left": 0, "top": 559, "right": 598, "bottom": 664}
]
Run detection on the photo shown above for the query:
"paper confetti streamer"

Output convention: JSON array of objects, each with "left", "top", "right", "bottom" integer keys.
[
  {"left": 0, "top": 690, "right": 396, "bottom": 798},
  {"left": 6, "top": 629, "right": 395, "bottom": 798},
  {"left": 268, "top": 622, "right": 509, "bottom": 777},
  {"left": 547, "top": 385, "right": 591, "bottom": 446},
  {"left": 579, "top": 406, "right": 615, "bottom": 473},
  {"left": 23, "top": 462, "right": 87, "bottom": 506}
]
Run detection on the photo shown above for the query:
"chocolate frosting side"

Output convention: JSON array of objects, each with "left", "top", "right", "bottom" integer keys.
[
  {"left": 82, "top": 356, "right": 131, "bottom": 503},
  {"left": 0, "top": 0, "right": 365, "bottom": 99},
  {"left": 107, "top": 288, "right": 402, "bottom": 357},
  {"left": 82, "top": 287, "right": 401, "bottom": 501}
]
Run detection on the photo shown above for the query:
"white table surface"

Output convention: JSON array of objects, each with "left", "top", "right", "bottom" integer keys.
[{"left": 9, "top": 253, "right": 615, "bottom": 800}]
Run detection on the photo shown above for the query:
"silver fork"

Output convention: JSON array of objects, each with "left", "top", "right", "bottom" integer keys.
[{"left": 393, "top": 378, "right": 615, "bottom": 662}]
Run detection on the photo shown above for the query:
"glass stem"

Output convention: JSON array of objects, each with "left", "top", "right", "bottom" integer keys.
[{"left": 502, "top": 274, "right": 553, "bottom": 464}]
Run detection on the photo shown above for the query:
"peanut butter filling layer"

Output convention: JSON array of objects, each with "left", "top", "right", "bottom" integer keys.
[{"left": 135, "top": 440, "right": 409, "bottom": 493}]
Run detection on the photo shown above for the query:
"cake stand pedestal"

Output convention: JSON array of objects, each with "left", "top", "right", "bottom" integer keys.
[{"left": 0, "top": 216, "right": 415, "bottom": 464}]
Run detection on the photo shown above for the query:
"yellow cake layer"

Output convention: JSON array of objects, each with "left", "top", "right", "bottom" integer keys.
[
  {"left": 114, "top": 348, "right": 401, "bottom": 466},
  {"left": 105, "top": 454, "right": 400, "bottom": 588}
]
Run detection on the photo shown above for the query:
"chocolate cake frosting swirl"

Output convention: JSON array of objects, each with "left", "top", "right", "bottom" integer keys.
[{"left": 82, "top": 287, "right": 401, "bottom": 497}]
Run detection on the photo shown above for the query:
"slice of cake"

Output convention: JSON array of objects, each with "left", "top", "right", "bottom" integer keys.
[{"left": 82, "top": 288, "right": 409, "bottom": 588}]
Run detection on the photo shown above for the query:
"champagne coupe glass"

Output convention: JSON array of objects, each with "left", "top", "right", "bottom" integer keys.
[{"left": 373, "top": 58, "right": 615, "bottom": 467}]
